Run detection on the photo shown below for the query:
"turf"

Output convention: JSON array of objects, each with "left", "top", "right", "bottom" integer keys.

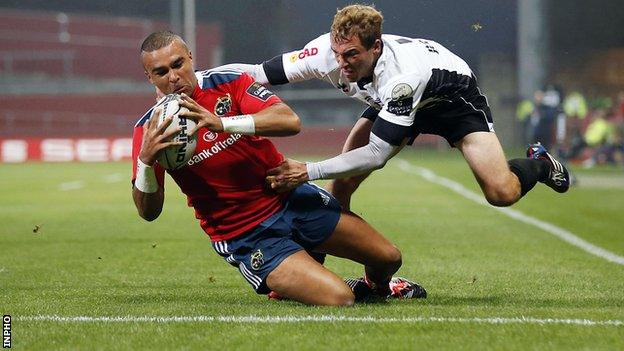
[{"left": 1, "top": 149, "right": 623, "bottom": 350}]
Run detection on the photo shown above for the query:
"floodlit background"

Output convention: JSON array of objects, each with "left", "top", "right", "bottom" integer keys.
[
  {"left": 1, "top": 2, "right": 623, "bottom": 349},
  {"left": 0, "top": 0, "right": 623, "bottom": 161}
]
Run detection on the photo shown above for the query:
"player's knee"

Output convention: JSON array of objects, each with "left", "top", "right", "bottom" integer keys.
[
  {"left": 377, "top": 245, "right": 402, "bottom": 272},
  {"left": 484, "top": 183, "right": 519, "bottom": 207},
  {"left": 386, "top": 246, "right": 403, "bottom": 271},
  {"left": 325, "top": 285, "right": 355, "bottom": 307}
]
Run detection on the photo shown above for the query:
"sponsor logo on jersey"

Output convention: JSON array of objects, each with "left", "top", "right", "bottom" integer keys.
[
  {"left": 391, "top": 83, "right": 414, "bottom": 101},
  {"left": 214, "top": 94, "right": 232, "bottom": 116},
  {"left": 202, "top": 131, "right": 219, "bottom": 142},
  {"left": 319, "top": 191, "right": 330, "bottom": 205},
  {"left": 289, "top": 47, "right": 319, "bottom": 63},
  {"left": 387, "top": 98, "right": 413, "bottom": 116},
  {"left": 250, "top": 249, "right": 264, "bottom": 270},
  {"left": 246, "top": 82, "right": 275, "bottom": 101},
  {"left": 187, "top": 133, "right": 243, "bottom": 166}
]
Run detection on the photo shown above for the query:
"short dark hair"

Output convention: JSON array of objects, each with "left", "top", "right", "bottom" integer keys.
[{"left": 140, "top": 30, "right": 187, "bottom": 53}]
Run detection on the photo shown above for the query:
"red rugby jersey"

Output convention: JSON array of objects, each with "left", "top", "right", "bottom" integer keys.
[{"left": 132, "top": 70, "right": 287, "bottom": 241}]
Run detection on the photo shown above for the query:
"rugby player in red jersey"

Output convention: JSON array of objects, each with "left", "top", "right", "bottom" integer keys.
[{"left": 131, "top": 31, "right": 426, "bottom": 305}]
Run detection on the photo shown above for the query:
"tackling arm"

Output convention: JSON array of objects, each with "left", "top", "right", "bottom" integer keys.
[{"left": 307, "top": 133, "right": 405, "bottom": 180}]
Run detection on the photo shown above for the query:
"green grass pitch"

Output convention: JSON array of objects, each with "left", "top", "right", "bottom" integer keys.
[{"left": 1, "top": 149, "right": 623, "bottom": 350}]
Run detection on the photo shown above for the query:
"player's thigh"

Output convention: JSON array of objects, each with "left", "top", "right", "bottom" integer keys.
[
  {"left": 266, "top": 250, "right": 354, "bottom": 306},
  {"left": 314, "top": 211, "right": 401, "bottom": 268},
  {"left": 456, "top": 131, "right": 511, "bottom": 187}
]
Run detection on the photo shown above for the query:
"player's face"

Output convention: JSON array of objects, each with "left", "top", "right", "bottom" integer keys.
[
  {"left": 142, "top": 39, "right": 197, "bottom": 96},
  {"left": 331, "top": 35, "right": 381, "bottom": 82}
]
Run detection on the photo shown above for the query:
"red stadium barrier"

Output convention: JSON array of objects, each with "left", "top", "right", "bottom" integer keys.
[
  {"left": 0, "top": 137, "right": 132, "bottom": 162},
  {"left": 0, "top": 128, "right": 443, "bottom": 163}
]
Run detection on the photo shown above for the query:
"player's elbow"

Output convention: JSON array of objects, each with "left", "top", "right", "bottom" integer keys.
[
  {"left": 288, "top": 114, "right": 301, "bottom": 135},
  {"left": 280, "top": 109, "right": 301, "bottom": 135},
  {"left": 369, "top": 156, "right": 388, "bottom": 170},
  {"left": 275, "top": 103, "right": 301, "bottom": 135},
  {"left": 137, "top": 207, "right": 161, "bottom": 222}
]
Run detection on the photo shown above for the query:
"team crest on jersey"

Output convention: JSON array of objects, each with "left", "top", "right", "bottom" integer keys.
[
  {"left": 250, "top": 249, "right": 264, "bottom": 270},
  {"left": 391, "top": 83, "right": 414, "bottom": 101},
  {"left": 214, "top": 94, "right": 232, "bottom": 116}
]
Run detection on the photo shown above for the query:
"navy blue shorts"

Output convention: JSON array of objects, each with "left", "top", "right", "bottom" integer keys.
[{"left": 211, "top": 183, "right": 342, "bottom": 294}]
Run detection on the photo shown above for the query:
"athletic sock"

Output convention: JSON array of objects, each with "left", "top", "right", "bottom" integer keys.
[{"left": 508, "top": 158, "right": 549, "bottom": 196}]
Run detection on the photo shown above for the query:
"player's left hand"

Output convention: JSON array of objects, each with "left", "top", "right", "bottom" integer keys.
[
  {"left": 266, "top": 159, "right": 309, "bottom": 192},
  {"left": 178, "top": 93, "right": 223, "bottom": 135}
]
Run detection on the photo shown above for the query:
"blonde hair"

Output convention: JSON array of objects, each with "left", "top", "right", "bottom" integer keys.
[{"left": 331, "top": 4, "right": 383, "bottom": 48}]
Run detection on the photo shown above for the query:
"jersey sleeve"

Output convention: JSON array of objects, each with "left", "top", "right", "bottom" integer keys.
[
  {"left": 231, "top": 73, "right": 283, "bottom": 115},
  {"left": 265, "top": 33, "right": 337, "bottom": 84},
  {"left": 374, "top": 74, "right": 427, "bottom": 145},
  {"left": 131, "top": 110, "right": 166, "bottom": 187}
]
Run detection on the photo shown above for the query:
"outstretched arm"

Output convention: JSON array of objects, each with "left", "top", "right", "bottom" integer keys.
[{"left": 267, "top": 133, "right": 407, "bottom": 192}]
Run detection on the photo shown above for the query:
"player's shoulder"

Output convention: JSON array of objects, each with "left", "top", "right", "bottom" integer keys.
[
  {"left": 195, "top": 68, "right": 248, "bottom": 90},
  {"left": 134, "top": 96, "right": 168, "bottom": 127},
  {"left": 306, "top": 32, "right": 331, "bottom": 47}
]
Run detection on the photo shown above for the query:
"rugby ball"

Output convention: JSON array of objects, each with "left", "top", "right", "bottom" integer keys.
[{"left": 154, "top": 94, "right": 197, "bottom": 170}]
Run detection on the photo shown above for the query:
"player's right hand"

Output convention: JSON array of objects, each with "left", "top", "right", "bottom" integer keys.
[
  {"left": 266, "top": 159, "right": 309, "bottom": 192},
  {"left": 138, "top": 107, "right": 183, "bottom": 166}
]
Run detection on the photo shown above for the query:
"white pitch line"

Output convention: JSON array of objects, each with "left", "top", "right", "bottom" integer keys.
[
  {"left": 103, "top": 173, "right": 124, "bottom": 183},
  {"left": 14, "top": 315, "right": 623, "bottom": 326},
  {"left": 58, "top": 180, "right": 85, "bottom": 191},
  {"left": 395, "top": 159, "right": 624, "bottom": 266}
]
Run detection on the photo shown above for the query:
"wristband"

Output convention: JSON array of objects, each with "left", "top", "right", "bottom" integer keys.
[
  {"left": 306, "top": 162, "right": 322, "bottom": 180},
  {"left": 221, "top": 114, "right": 255, "bottom": 134},
  {"left": 135, "top": 158, "right": 159, "bottom": 193}
]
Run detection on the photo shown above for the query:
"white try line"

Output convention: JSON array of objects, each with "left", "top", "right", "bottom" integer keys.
[
  {"left": 14, "top": 315, "right": 623, "bottom": 326},
  {"left": 395, "top": 159, "right": 624, "bottom": 266},
  {"left": 58, "top": 180, "right": 85, "bottom": 191},
  {"left": 103, "top": 173, "right": 124, "bottom": 183}
]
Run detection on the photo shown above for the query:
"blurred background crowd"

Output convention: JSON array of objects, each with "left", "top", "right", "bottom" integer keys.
[{"left": 516, "top": 88, "right": 624, "bottom": 168}]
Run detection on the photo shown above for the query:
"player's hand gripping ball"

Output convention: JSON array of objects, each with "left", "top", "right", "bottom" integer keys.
[{"left": 155, "top": 94, "right": 197, "bottom": 170}]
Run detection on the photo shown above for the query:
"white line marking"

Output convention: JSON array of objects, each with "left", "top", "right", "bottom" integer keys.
[
  {"left": 396, "top": 159, "right": 624, "bottom": 266},
  {"left": 103, "top": 173, "right": 124, "bottom": 183},
  {"left": 14, "top": 315, "right": 623, "bottom": 326},
  {"left": 58, "top": 180, "right": 85, "bottom": 191}
]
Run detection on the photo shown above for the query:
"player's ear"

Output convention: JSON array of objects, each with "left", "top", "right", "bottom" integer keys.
[{"left": 372, "top": 39, "right": 382, "bottom": 55}]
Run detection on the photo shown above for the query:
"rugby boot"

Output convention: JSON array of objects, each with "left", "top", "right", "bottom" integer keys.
[
  {"left": 388, "top": 277, "right": 427, "bottom": 299},
  {"left": 527, "top": 142, "right": 570, "bottom": 193}
]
